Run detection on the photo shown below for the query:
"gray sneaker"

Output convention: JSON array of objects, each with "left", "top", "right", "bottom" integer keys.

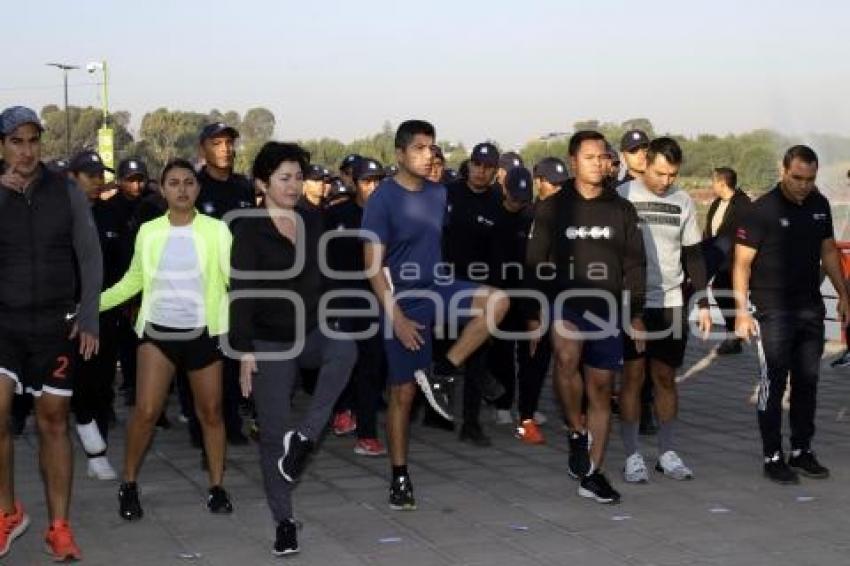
[
  {"left": 655, "top": 450, "right": 694, "bottom": 480},
  {"left": 623, "top": 453, "right": 649, "bottom": 483}
]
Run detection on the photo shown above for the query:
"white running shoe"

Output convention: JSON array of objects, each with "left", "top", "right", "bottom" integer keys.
[
  {"left": 76, "top": 422, "right": 106, "bottom": 455},
  {"left": 623, "top": 452, "right": 650, "bottom": 483},
  {"left": 494, "top": 409, "right": 513, "bottom": 425},
  {"left": 655, "top": 451, "right": 694, "bottom": 480},
  {"left": 87, "top": 456, "right": 118, "bottom": 480},
  {"left": 532, "top": 412, "right": 548, "bottom": 426}
]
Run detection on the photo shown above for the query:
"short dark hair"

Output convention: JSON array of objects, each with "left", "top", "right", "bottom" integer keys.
[
  {"left": 568, "top": 130, "right": 606, "bottom": 157},
  {"left": 646, "top": 137, "right": 683, "bottom": 166},
  {"left": 713, "top": 167, "right": 737, "bottom": 189},
  {"left": 782, "top": 145, "right": 818, "bottom": 169},
  {"left": 395, "top": 120, "right": 436, "bottom": 150},
  {"left": 160, "top": 159, "right": 197, "bottom": 185},
  {"left": 251, "top": 141, "right": 310, "bottom": 184}
]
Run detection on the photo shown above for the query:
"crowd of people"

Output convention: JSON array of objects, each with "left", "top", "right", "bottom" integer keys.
[{"left": 0, "top": 104, "right": 845, "bottom": 561}]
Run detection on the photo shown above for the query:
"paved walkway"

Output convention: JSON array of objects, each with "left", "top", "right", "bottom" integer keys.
[{"left": 9, "top": 335, "right": 850, "bottom": 565}]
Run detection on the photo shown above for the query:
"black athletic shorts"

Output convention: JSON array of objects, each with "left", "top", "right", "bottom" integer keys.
[
  {"left": 0, "top": 310, "right": 76, "bottom": 398},
  {"left": 141, "top": 324, "right": 221, "bottom": 371},
  {"left": 623, "top": 307, "right": 688, "bottom": 369}
]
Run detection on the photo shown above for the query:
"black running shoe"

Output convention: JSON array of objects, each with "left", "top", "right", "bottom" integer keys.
[
  {"left": 578, "top": 471, "right": 621, "bottom": 504},
  {"left": 788, "top": 450, "right": 829, "bottom": 479},
  {"left": 476, "top": 372, "right": 506, "bottom": 403},
  {"left": 278, "top": 430, "right": 313, "bottom": 483},
  {"left": 118, "top": 482, "right": 143, "bottom": 521},
  {"left": 206, "top": 486, "right": 234, "bottom": 514},
  {"left": 421, "top": 407, "right": 455, "bottom": 432},
  {"left": 414, "top": 367, "right": 455, "bottom": 421},
  {"left": 763, "top": 452, "right": 800, "bottom": 484},
  {"left": 567, "top": 431, "right": 591, "bottom": 479},
  {"left": 273, "top": 519, "right": 299, "bottom": 556},
  {"left": 459, "top": 422, "right": 492, "bottom": 447},
  {"left": 389, "top": 475, "right": 417, "bottom": 511}
]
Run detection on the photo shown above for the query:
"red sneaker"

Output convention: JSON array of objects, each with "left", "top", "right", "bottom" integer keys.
[
  {"left": 515, "top": 419, "right": 545, "bottom": 445},
  {"left": 44, "top": 519, "right": 81, "bottom": 562},
  {"left": 332, "top": 410, "right": 357, "bottom": 436},
  {"left": 0, "top": 501, "right": 29, "bottom": 558},
  {"left": 354, "top": 438, "right": 387, "bottom": 456}
]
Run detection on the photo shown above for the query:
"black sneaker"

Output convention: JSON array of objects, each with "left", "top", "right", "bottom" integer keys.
[
  {"left": 476, "top": 372, "right": 506, "bottom": 403},
  {"left": 567, "top": 431, "right": 591, "bottom": 479},
  {"left": 414, "top": 368, "right": 455, "bottom": 421},
  {"left": 118, "top": 482, "right": 143, "bottom": 521},
  {"left": 716, "top": 338, "right": 743, "bottom": 355},
  {"left": 227, "top": 430, "right": 250, "bottom": 446},
  {"left": 206, "top": 486, "right": 234, "bottom": 514},
  {"left": 273, "top": 519, "right": 299, "bottom": 556},
  {"left": 278, "top": 430, "right": 313, "bottom": 483},
  {"left": 788, "top": 450, "right": 829, "bottom": 479},
  {"left": 578, "top": 471, "right": 621, "bottom": 504},
  {"left": 155, "top": 413, "right": 171, "bottom": 429},
  {"left": 422, "top": 407, "right": 455, "bottom": 432},
  {"left": 763, "top": 452, "right": 800, "bottom": 484},
  {"left": 830, "top": 350, "right": 850, "bottom": 368},
  {"left": 459, "top": 422, "right": 492, "bottom": 447},
  {"left": 389, "top": 475, "right": 417, "bottom": 511}
]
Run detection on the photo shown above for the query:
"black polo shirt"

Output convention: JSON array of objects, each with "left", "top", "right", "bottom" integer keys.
[
  {"left": 196, "top": 167, "right": 255, "bottom": 221},
  {"left": 736, "top": 185, "right": 833, "bottom": 311},
  {"left": 443, "top": 179, "right": 502, "bottom": 284}
]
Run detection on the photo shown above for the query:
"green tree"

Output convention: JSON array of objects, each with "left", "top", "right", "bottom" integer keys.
[{"left": 40, "top": 105, "right": 134, "bottom": 160}]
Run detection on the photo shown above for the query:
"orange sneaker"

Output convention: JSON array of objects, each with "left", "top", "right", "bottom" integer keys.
[
  {"left": 515, "top": 419, "right": 545, "bottom": 445},
  {"left": 0, "top": 501, "right": 29, "bottom": 558},
  {"left": 44, "top": 519, "right": 81, "bottom": 562}
]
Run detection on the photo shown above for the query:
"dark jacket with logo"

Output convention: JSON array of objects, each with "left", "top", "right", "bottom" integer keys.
[
  {"left": 0, "top": 162, "right": 103, "bottom": 334},
  {"left": 526, "top": 179, "right": 646, "bottom": 317},
  {"left": 196, "top": 167, "right": 255, "bottom": 223},
  {"left": 702, "top": 189, "right": 752, "bottom": 277}
]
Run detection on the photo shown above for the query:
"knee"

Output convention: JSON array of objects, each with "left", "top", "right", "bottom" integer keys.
[
  {"left": 132, "top": 403, "right": 162, "bottom": 427},
  {"left": 390, "top": 383, "right": 417, "bottom": 406},
  {"left": 36, "top": 409, "right": 68, "bottom": 437},
  {"left": 195, "top": 402, "right": 223, "bottom": 429}
]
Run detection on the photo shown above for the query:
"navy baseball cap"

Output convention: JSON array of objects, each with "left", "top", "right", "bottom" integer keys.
[
  {"left": 306, "top": 164, "right": 331, "bottom": 181},
  {"left": 442, "top": 168, "right": 458, "bottom": 182},
  {"left": 353, "top": 158, "right": 384, "bottom": 181},
  {"left": 385, "top": 164, "right": 399, "bottom": 177},
  {"left": 199, "top": 122, "right": 239, "bottom": 143},
  {"left": 0, "top": 106, "right": 43, "bottom": 136},
  {"left": 46, "top": 159, "right": 69, "bottom": 174},
  {"left": 326, "top": 177, "right": 355, "bottom": 199},
  {"left": 340, "top": 154, "right": 362, "bottom": 172},
  {"left": 69, "top": 150, "right": 114, "bottom": 175},
  {"left": 117, "top": 157, "right": 148, "bottom": 180},
  {"left": 470, "top": 142, "right": 499, "bottom": 167},
  {"left": 505, "top": 167, "right": 533, "bottom": 204},
  {"left": 620, "top": 129, "right": 650, "bottom": 153},
  {"left": 533, "top": 157, "right": 569, "bottom": 185},
  {"left": 499, "top": 151, "right": 524, "bottom": 171}
]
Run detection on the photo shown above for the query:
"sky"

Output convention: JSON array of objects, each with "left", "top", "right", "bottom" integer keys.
[{"left": 3, "top": 0, "right": 849, "bottom": 149}]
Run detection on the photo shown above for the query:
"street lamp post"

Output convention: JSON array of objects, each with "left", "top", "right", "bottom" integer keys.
[
  {"left": 87, "top": 60, "right": 114, "bottom": 180},
  {"left": 46, "top": 62, "right": 79, "bottom": 158}
]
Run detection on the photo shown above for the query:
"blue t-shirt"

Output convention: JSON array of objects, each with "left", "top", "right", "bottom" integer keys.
[{"left": 361, "top": 178, "right": 446, "bottom": 291}]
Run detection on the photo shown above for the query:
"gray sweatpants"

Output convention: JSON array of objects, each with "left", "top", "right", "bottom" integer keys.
[{"left": 253, "top": 327, "right": 356, "bottom": 522}]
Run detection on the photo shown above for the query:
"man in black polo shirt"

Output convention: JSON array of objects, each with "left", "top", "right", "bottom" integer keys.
[
  {"left": 734, "top": 145, "right": 848, "bottom": 484},
  {"left": 193, "top": 122, "right": 253, "bottom": 446}
]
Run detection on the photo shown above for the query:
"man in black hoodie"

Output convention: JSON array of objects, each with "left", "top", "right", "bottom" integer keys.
[{"left": 526, "top": 130, "right": 646, "bottom": 504}]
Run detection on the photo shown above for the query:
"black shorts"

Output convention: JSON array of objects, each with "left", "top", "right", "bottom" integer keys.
[
  {"left": 0, "top": 311, "right": 76, "bottom": 398},
  {"left": 141, "top": 324, "right": 221, "bottom": 371},
  {"left": 624, "top": 307, "right": 688, "bottom": 369}
]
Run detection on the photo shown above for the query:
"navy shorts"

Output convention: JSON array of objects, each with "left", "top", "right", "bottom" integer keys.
[
  {"left": 383, "top": 280, "right": 481, "bottom": 384},
  {"left": 553, "top": 307, "right": 623, "bottom": 371}
]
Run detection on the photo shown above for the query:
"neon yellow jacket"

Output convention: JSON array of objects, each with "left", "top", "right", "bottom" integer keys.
[{"left": 100, "top": 212, "right": 232, "bottom": 337}]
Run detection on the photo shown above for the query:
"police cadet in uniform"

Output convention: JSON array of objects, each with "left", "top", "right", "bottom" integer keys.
[
  {"left": 619, "top": 129, "right": 650, "bottom": 185},
  {"left": 442, "top": 142, "right": 509, "bottom": 446},
  {"left": 193, "top": 122, "right": 254, "bottom": 447},
  {"left": 339, "top": 153, "right": 362, "bottom": 190},
  {"left": 532, "top": 157, "right": 569, "bottom": 201},
  {"left": 325, "top": 157, "right": 388, "bottom": 456},
  {"left": 300, "top": 164, "right": 331, "bottom": 212},
  {"left": 496, "top": 151, "right": 524, "bottom": 197},
  {"left": 734, "top": 145, "right": 846, "bottom": 484},
  {"left": 0, "top": 106, "right": 102, "bottom": 561}
]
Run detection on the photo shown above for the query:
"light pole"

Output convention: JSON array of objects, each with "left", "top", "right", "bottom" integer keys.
[
  {"left": 46, "top": 62, "right": 79, "bottom": 158},
  {"left": 87, "top": 60, "right": 114, "bottom": 179}
]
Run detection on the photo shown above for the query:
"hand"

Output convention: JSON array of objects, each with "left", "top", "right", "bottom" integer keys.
[
  {"left": 735, "top": 311, "right": 758, "bottom": 343},
  {"left": 527, "top": 319, "right": 542, "bottom": 357},
  {"left": 697, "top": 307, "right": 713, "bottom": 340},
  {"left": 393, "top": 314, "right": 426, "bottom": 351},
  {"left": 70, "top": 323, "right": 100, "bottom": 360},
  {"left": 240, "top": 354, "right": 257, "bottom": 397},
  {"left": 629, "top": 317, "right": 646, "bottom": 354},
  {"left": 838, "top": 296, "right": 849, "bottom": 327},
  {"left": 0, "top": 166, "right": 26, "bottom": 193}
]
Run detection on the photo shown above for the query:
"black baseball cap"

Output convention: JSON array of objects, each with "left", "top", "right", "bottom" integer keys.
[
  {"left": 69, "top": 150, "right": 114, "bottom": 175},
  {"left": 340, "top": 154, "right": 362, "bottom": 172},
  {"left": 442, "top": 168, "right": 458, "bottom": 183},
  {"left": 505, "top": 167, "right": 533, "bottom": 204},
  {"left": 326, "top": 177, "right": 355, "bottom": 199},
  {"left": 385, "top": 164, "right": 399, "bottom": 177},
  {"left": 353, "top": 158, "right": 384, "bottom": 181},
  {"left": 46, "top": 159, "right": 69, "bottom": 174},
  {"left": 199, "top": 122, "right": 239, "bottom": 143},
  {"left": 470, "top": 142, "right": 499, "bottom": 167},
  {"left": 117, "top": 157, "right": 148, "bottom": 181},
  {"left": 620, "top": 129, "right": 650, "bottom": 153},
  {"left": 533, "top": 157, "right": 569, "bottom": 185},
  {"left": 306, "top": 164, "right": 331, "bottom": 181},
  {"left": 499, "top": 151, "right": 524, "bottom": 171}
]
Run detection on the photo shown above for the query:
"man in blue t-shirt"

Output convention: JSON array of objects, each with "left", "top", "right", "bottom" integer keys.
[{"left": 362, "top": 120, "right": 509, "bottom": 511}]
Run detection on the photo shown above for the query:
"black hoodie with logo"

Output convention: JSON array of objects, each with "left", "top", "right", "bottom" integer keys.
[{"left": 526, "top": 179, "right": 646, "bottom": 318}]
